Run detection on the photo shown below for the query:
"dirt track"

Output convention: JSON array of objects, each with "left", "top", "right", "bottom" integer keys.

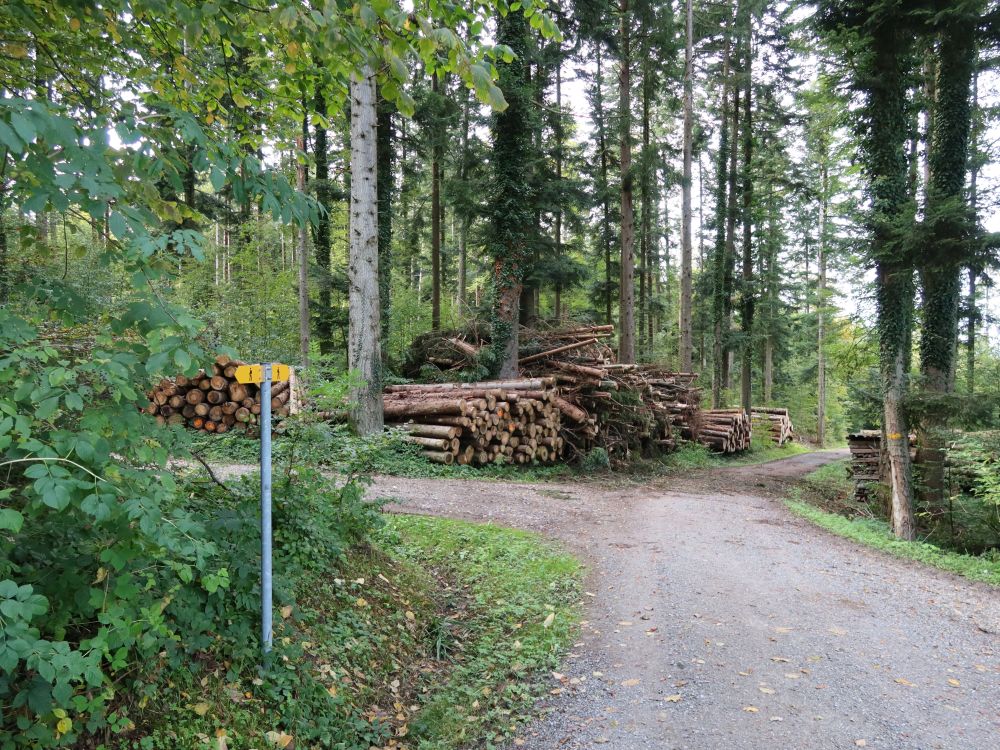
[{"left": 373, "top": 451, "right": 999, "bottom": 750}]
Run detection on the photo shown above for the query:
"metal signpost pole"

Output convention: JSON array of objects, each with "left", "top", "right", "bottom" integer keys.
[{"left": 260, "top": 363, "right": 273, "bottom": 655}]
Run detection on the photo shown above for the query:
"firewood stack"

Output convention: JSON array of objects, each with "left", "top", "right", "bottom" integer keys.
[
  {"left": 144, "top": 355, "right": 292, "bottom": 435},
  {"left": 697, "top": 409, "right": 753, "bottom": 453},
  {"left": 384, "top": 378, "right": 563, "bottom": 465},
  {"left": 750, "top": 407, "right": 795, "bottom": 446}
]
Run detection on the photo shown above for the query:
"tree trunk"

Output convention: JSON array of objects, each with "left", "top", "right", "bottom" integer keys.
[
  {"left": 314, "top": 90, "right": 334, "bottom": 353},
  {"left": 296, "top": 129, "right": 310, "bottom": 368},
  {"left": 348, "top": 67, "right": 383, "bottom": 436},
  {"left": 377, "top": 93, "right": 393, "bottom": 362},
  {"left": 639, "top": 56, "right": 653, "bottom": 360},
  {"left": 618, "top": 0, "right": 636, "bottom": 364},
  {"left": 739, "top": 16, "right": 754, "bottom": 414},
  {"left": 490, "top": 9, "right": 533, "bottom": 378},
  {"left": 596, "top": 46, "right": 613, "bottom": 326},
  {"left": 918, "top": 3, "right": 979, "bottom": 504},
  {"left": 869, "top": 19, "right": 917, "bottom": 540},
  {"left": 711, "top": 31, "right": 732, "bottom": 408},
  {"left": 723, "top": 70, "right": 739, "bottom": 394},
  {"left": 817, "top": 165, "right": 828, "bottom": 447},
  {"left": 680, "top": 0, "right": 695, "bottom": 372},
  {"left": 431, "top": 72, "right": 442, "bottom": 331},
  {"left": 458, "top": 86, "right": 470, "bottom": 312},
  {"left": 554, "top": 53, "right": 564, "bottom": 321}
]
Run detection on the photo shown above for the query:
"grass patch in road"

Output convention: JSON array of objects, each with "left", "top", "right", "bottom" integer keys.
[
  {"left": 786, "top": 460, "right": 1000, "bottom": 587},
  {"left": 382, "top": 515, "right": 582, "bottom": 749}
]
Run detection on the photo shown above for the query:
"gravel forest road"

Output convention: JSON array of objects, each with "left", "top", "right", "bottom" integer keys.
[{"left": 372, "top": 451, "right": 999, "bottom": 750}]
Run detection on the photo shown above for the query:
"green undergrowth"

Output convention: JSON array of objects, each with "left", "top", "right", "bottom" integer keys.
[
  {"left": 786, "top": 460, "right": 1000, "bottom": 587},
  {"left": 381, "top": 515, "right": 582, "bottom": 749},
  {"left": 123, "top": 503, "right": 581, "bottom": 749}
]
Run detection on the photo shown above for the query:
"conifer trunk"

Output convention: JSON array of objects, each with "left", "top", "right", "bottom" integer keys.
[
  {"left": 377, "top": 94, "right": 393, "bottom": 361},
  {"left": 348, "top": 67, "right": 383, "bottom": 435},
  {"left": 711, "top": 40, "right": 732, "bottom": 409},
  {"left": 618, "top": 0, "right": 636, "bottom": 363},
  {"left": 596, "top": 47, "right": 613, "bottom": 326},
  {"left": 314, "top": 90, "right": 334, "bottom": 353},
  {"left": 431, "top": 72, "right": 442, "bottom": 331},
  {"left": 679, "top": 0, "right": 695, "bottom": 372},
  {"left": 739, "top": 15, "right": 754, "bottom": 413}
]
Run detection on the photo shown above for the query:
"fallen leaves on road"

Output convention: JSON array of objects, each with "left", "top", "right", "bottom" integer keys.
[
  {"left": 828, "top": 627, "right": 848, "bottom": 636},
  {"left": 621, "top": 678, "right": 641, "bottom": 687},
  {"left": 759, "top": 686, "right": 776, "bottom": 694},
  {"left": 742, "top": 706, "right": 759, "bottom": 713},
  {"left": 665, "top": 694, "right": 682, "bottom": 703},
  {"left": 894, "top": 677, "right": 915, "bottom": 687},
  {"left": 947, "top": 678, "right": 961, "bottom": 687}
]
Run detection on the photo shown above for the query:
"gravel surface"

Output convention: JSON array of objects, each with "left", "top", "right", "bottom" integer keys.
[
  {"left": 373, "top": 451, "right": 999, "bottom": 750},
  {"left": 205, "top": 451, "right": 999, "bottom": 749}
]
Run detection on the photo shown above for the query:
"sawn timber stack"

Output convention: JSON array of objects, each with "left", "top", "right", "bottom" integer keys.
[{"left": 384, "top": 378, "right": 563, "bottom": 465}]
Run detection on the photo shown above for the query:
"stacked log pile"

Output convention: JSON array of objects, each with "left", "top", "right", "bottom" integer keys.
[
  {"left": 399, "top": 324, "right": 712, "bottom": 461},
  {"left": 751, "top": 407, "right": 795, "bottom": 446},
  {"left": 518, "top": 357, "right": 700, "bottom": 461},
  {"left": 697, "top": 409, "right": 753, "bottom": 453},
  {"left": 144, "top": 355, "right": 292, "bottom": 435},
  {"left": 384, "top": 378, "right": 563, "bottom": 465}
]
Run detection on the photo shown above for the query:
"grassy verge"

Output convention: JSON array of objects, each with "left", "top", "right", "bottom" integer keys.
[
  {"left": 786, "top": 460, "right": 1000, "bottom": 587},
  {"left": 382, "top": 515, "right": 582, "bottom": 749},
  {"left": 135, "top": 512, "right": 581, "bottom": 750}
]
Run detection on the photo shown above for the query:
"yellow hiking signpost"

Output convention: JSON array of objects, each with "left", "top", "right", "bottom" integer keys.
[
  {"left": 235, "top": 363, "right": 290, "bottom": 385},
  {"left": 238, "top": 362, "right": 290, "bottom": 655}
]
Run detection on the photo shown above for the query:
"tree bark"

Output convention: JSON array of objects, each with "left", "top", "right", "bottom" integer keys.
[
  {"left": 296, "top": 129, "right": 310, "bottom": 368},
  {"left": 618, "top": 0, "right": 636, "bottom": 364},
  {"left": 817, "top": 164, "right": 828, "bottom": 447},
  {"left": 377, "top": 93, "right": 393, "bottom": 362},
  {"left": 739, "top": 14, "right": 754, "bottom": 414},
  {"left": 314, "top": 90, "right": 334, "bottom": 353},
  {"left": 711, "top": 30, "right": 732, "bottom": 408},
  {"left": 680, "top": 0, "right": 695, "bottom": 372},
  {"left": 596, "top": 46, "right": 613, "bottom": 326},
  {"left": 348, "top": 67, "right": 383, "bottom": 435},
  {"left": 458, "top": 86, "right": 471, "bottom": 312},
  {"left": 431, "top": 72, "right": 442, "bottom": 331}
]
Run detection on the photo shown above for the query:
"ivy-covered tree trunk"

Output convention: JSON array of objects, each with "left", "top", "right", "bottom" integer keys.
[
  {"left": 679, "top": 0, "right": 695, "bottom": 372},
  {"left": 489, "top": 9, "right": 534, "bottom": 378},
  {"left": 313, "top": 90, "right": 334, "bottom": 353},
  {"left": 348, "top": 66, "right": 383, "bottom": 435},
  {"left": 918, "top": 0, "right": 981, "bottom": 499},
  {"left": 862, "top": 12, "right": 918, "bottom": 540},
  {"left": 377, "top": 94, "right": 393, "bottom": 363},
  {"left": 618, "top": 0, "right": 636, "bottom": 364}
]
